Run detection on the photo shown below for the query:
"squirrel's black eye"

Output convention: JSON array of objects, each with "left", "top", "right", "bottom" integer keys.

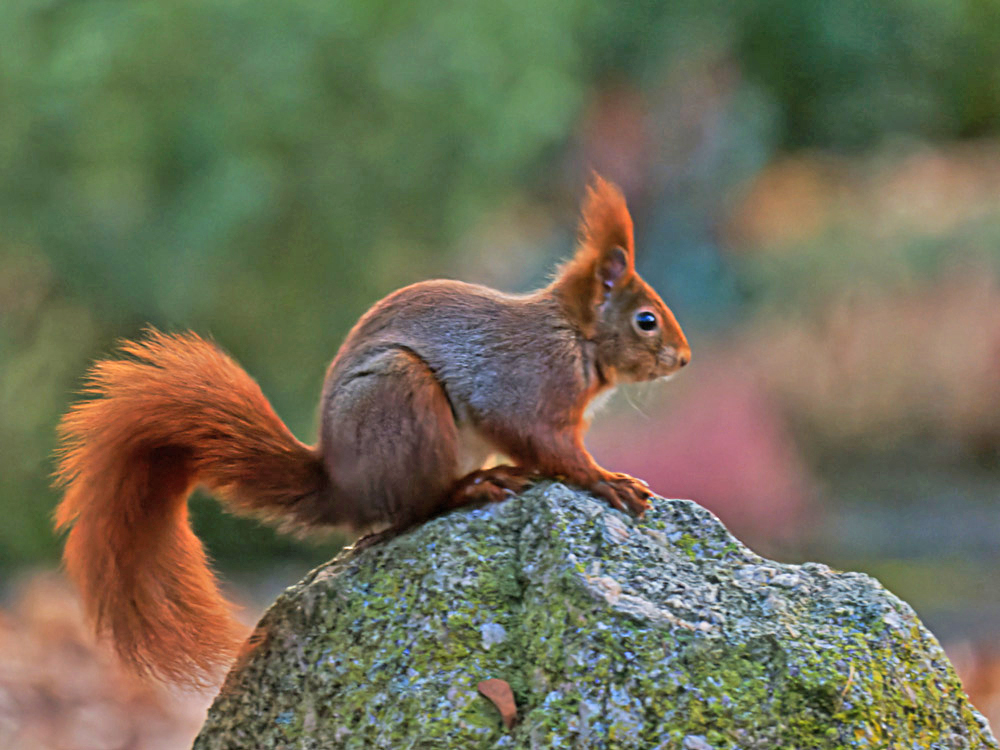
[{"left": 635, "top": 310, "right": 658, "bottom": 332}]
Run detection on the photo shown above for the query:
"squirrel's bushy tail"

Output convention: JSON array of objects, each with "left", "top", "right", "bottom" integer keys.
[{"left": 54, "top": 330, "right": 333, "bottom": 687}]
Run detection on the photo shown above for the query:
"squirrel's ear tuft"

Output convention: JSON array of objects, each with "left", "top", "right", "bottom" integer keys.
[
  {"left": 553, "top": 175, "right": 637, "bottom": 331},
  {"left": 578, "top": 173, "right": 635, "bottom": 266}
]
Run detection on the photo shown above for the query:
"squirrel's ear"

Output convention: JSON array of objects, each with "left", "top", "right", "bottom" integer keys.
[
  {"left": 597, "top": 245, "right": 629, "bottom": 298},
  {"left": 578, "top": 174, "right": 634, "bottom": 262},
  {"left": 579, "top": 174, "right": 635, "bottom": 296},
  {"left": 554, "top": 175, "right": 636, "bottom": 327}
]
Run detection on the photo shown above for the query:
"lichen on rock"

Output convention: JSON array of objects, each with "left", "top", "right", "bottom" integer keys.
[{"left": 193, "top": 482, "right": 997, "bottom": 749}]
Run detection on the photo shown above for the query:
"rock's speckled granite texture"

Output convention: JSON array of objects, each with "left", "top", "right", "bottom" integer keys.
[{"left": 194, "top": 483, "right": 997, "bottom": 749}]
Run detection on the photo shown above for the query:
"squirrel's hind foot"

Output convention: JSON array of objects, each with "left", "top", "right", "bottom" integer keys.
[{"left": 447, "top": 465, "right": 537, "bottom": 508}]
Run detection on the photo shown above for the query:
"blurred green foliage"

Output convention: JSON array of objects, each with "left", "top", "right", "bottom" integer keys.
[
  {"left": 737, "top": 0, "right": 1000, "bottom": 146},
  {"left": 4, "top": 0, "right": 1000, "bottom": 569}
]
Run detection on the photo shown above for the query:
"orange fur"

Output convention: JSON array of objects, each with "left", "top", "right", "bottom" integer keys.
[
  {"left": 577, "top": 173, "right": 635, "bottom": 258},
  {"left": 54, "top": 330, "right": 330, "bottom": 687},
  {"left": 552, "top": 175, "right": 637, "bottom": 335}
]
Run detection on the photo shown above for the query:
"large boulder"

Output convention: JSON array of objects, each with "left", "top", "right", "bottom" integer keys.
[{"left": 194, "top": 483, "right": 997, "bottom": 749}]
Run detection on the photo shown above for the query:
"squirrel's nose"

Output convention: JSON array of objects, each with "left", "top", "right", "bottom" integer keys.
[{"left": 677, "top": 346, "right": 691, "bottom": 368}]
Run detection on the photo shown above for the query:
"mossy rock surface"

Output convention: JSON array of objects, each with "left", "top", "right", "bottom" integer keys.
[{"left": 194, "top": 483, "right": 997, "bottom": 749}]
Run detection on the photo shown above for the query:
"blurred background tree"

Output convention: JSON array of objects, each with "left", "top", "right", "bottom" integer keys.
[{"left": 3, "top": 0, "right": 1000, "bottom": 737}]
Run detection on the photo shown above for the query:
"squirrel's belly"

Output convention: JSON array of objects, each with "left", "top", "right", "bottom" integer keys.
[{"left": 455, "top": 422, "right": 499, "bottom": 476}]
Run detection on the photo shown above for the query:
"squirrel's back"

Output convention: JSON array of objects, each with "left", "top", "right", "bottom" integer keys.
[{"left": 324, "top": 279, "right": 591, "bottom": 424}]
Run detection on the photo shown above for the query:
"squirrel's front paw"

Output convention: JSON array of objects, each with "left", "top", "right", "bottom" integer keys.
[{"left": 589, "top": 473, "right": 652, "bottom": 517}]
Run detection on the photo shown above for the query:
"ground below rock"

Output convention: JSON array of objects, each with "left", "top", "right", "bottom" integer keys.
[{"left": 194, "top": 482, "right": 997, "bottom": 749}]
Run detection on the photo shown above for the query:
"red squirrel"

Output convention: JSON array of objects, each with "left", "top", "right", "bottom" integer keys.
[{"left": 54, "top": 176, "right": 690, "bottom": 687}]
